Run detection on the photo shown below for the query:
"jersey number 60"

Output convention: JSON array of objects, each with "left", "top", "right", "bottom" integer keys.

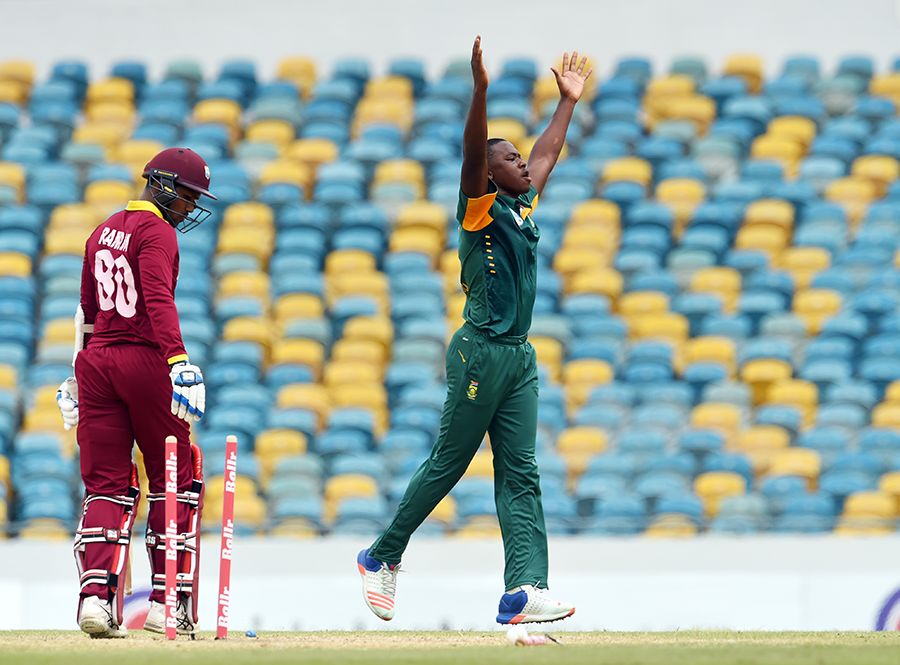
[{"left": 94, "top": 249, "right": 138, "bottom": 318}]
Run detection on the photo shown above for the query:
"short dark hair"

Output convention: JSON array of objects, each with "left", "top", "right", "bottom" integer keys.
[{"left": 486, "top": 137, "right": 506, "bottom": 159}]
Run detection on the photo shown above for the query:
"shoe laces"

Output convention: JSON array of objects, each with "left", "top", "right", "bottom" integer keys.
[
  {"left": 376, "top": 562, "right": 401, "bottom": 596},
  {"left": 175, "top": 598, "right": 194, "bottom": 632}
]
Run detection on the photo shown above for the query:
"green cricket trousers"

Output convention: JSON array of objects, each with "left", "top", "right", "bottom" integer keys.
[{"left": 369, "top": 322, "right": 549, "bottom": 591}]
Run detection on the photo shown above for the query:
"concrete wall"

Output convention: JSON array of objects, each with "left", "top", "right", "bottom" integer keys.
[
  {"left": 2, "top": 0, "right": 900, "bottom": 79},
  {"left": 3, "top": 536, "right": 900, "bottom": 630}
]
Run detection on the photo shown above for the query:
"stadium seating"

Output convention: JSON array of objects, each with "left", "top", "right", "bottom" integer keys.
[{"left": 2, "top": 51, "right": 900, "bottom": 539}]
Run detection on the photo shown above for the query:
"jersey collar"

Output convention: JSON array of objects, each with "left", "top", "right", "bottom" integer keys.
[{"left": 125, "top": 200, "right": 164, "bottom": 220}]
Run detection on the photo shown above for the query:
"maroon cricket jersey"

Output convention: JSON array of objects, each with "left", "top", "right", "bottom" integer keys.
[{"left": 80, "top": 200, "right": 189, "bottom": 365}]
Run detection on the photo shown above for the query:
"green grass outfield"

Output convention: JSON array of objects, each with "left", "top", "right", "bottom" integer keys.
[{"left": 1, "top": 631, "right": 899, "bottom": 665}]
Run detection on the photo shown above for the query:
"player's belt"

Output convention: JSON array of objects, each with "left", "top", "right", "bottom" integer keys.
[{"left": 462, "top": 322, "right": 528, "bottom": 346}]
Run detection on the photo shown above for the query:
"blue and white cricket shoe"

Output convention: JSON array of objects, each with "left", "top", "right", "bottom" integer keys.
[
  {"left": 496, "top": 585, "right": 575, "bottom": 624},
  {"left": 357, "top": 548, "right": 400, "bottom": 621}
]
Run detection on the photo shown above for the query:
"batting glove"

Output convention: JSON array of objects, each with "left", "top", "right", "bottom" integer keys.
[
  {"left": 56, "top": 377, "right": 79, "bottom": 430},
  {"left": 169, "top": 362, "right": 205, "bottom": 422}
]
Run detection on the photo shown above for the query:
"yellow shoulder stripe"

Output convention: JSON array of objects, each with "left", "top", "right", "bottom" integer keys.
[{"left": 462, "top": 190, "right": 497, "bottom": 232}]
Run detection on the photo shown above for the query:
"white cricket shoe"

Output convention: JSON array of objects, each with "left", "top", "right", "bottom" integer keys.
[
  {"left": 357, "top": 548, "right": 400, "bottom": 621},
  {"left": 79, "top": 595, "right": 128, "bottom": 638},
  {"left": 496, "top": 585, "right": 575, "bottom": 624},
  {"left": 143, "top": 598, "right": 197, "bottom": 635}
]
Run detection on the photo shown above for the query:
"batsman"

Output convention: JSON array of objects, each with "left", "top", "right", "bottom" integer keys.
[
  {"left": 358, "top": 36, "right": 591, "bottom": 624},
  {"left": 56, "top": 148, "right": 216, "bottom": 638}
]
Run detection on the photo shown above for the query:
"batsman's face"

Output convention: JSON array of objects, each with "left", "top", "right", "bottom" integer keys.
[{"left": 169, "top": 186, "right": 199, "bottom": 222}]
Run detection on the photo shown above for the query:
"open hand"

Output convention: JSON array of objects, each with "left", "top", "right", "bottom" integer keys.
[
  {"left": 550, "top": 50, "right": 593, "bottom": 102},
  {"left": 471, "top": 35, "right": 489, "bottom": 90}
]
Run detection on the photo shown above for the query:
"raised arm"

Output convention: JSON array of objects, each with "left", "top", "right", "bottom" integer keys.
[
  {"left": 527, "top": 51, "right": 593, "bottom": 195},
  {"left": 460, "top": 36, "right": 490, "bottom": 198}
]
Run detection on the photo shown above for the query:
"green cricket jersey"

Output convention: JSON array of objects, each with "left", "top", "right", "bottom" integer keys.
[{"left": 456, "top": 182, "right": 541, "bottom": 338}]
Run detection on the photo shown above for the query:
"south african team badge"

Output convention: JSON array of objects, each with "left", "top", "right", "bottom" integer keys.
[{"left": 466, "top": 380, "right": 479, "bottom": 401}]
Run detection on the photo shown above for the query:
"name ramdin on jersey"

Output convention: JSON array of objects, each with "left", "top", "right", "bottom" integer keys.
[{"left": 97, "top": 226, "right": 132, "bottom": 252}]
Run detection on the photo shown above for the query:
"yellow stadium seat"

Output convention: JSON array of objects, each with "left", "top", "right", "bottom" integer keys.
[
  {"left": 735, "top": 225, "right": 788, "bottom": 258},
  {"left": 429, "top": 496, "right": 457, "bottom": 525},
  {"left": 619, "top": 291, "right": 669, "bottom": 318},
  {"left": 885, "top": 381, "right": 900, "bottom": 404},
  {"left": 115, "top": 139, "right": 164, "bottom": 167},
  {"left": 689, "top": 267, "right": 740, "bottom": 310},
  {"left": 767, "top": 116, "right": 817, "bottom": 149},
  {"left": 530, "top": 336, "right": 563, "bottom": 381},
  {"left": 271, "top": 340, "right": 326, "bottom": 379},
  {"left": 323, "top": 360, "right": 382, "bottom": 388},
  {"left": 84, "top": 180, "right": 134, "bottom": 213},
  {"left": 740, "top": 359, "right": 792, "bottom": 404},
  {"left": 246, "top": 119, "right": 296, "bottom": 148},
  {"left": 878, "top": 472, "right": 900, "bottom": 512},
  {"left": 42, "top": 319, "right": 74, "bottom": 345},
  {"left": 684, "top": 336, "right": 736, "bottom": 373},
  {"left": 694, "top": 471, "right": 746, "bottom": 516},
  {"left": 556, "top": 428, "right": 607, "bottom": 476},
  {"left": 562, "top": 225, "right": 619, "bottom": 253},
  {"left": 325, "top": 474, "right": 379, "bottom": 503},
  {"left": 644, "top": 514, "right": 699, "bottom": 538},
  {"left": 603, "top": 157, "right": 653, "bottom": 186},
  {"left": 0, "top": 60, "right": 35, "bottom": 87},
  {"left": 222, "top": 317, "right": 273, "bottom": 350},
  {"left": 18, "top": 519, "right": 70, "bottom": 541},
  {"left": 570, "top": 199, "right": 621, "bottom": 228},
  {"left": 768, "top": 449, "right": 821, "bottom": 488},
  {"left": 49, "top": 204, "right": 102, "bottom": 231},
  {"left": 193, "top": 99, "right": 242, "bottom": 130},
  {"left": 395, "top": 201, "right": 447, "bottom": 236},
  {"left": 353, "top": 98, "right": 413, "bottom": 135},
  {"left": 851, "top": 155, "right": 900, "bottom": 197},
  {"left": 833, "top": 517, "right": 894, "bottom": 536},
  {"left": 276, "top": 383, "right": 330, "bottom": 424},
  {"left": 766, "top": 379, "right": 818, "bottom": 427},
  {"left": 329, "top": 385, "right": 388, "bottom": 430},
  {"left": 644, "top": 76, "right": 696, "bottom": 120},
  {"left": 486, "top": 119, "right": 527, "bottom": 148},
  {"left": 72, "top": 123, "right": 127, "bottom": 149},
  {"left": 86, "top": 102, "right": 135, "bottom": 125},
  {"left": 869, "top": 72, "right": 900, "bottom": 99},
  {"left": 844, "top": 491, "right": 897, "bottom": 519},
  {"left": 325, "top": 249, "right": 377, "bottom": 276},
  {"left": 0, "top": 252, "right": 32, "bottom": 276},
  {"left": 255, "top": 428, "right": 307, "bottom": 457},
  {"left": 567, "top": 267, "right": 622, "bottom": 300},
  {"left": 690, "top": 403, "right": 742, "bottom": 444},
  {"left": 744, "top": 199, "right": 795, "bottom": 232},
  {"left": 723, "top": 54, "right": 763, "bottom": 93},
  {"left": 286, "top": 138, "right": 339, "bottom": 168},
  {"left": 389, "top": 228, "right": 443, "bottom": 261},
  {"left": 872, "top": 403, "right": 900, "bottom": 429},
  {"left": 44, "top": 227, "right": 90, "bottom": 256},
  {"left": 374, "top": 159, "right": 425, "bottom": 187},
  {"left": 223, "top": 202, "right": 275, "bottom": 228},
  {"left": 342, "top": 316, "right": 394, "bottom": 349},
  {"left": 0, "top": 80, "right": 28, "bottom": 104},
  {"left": 454, "top": 516, "right": 502, "bottom": 538},
  {"left": 366, "top": 76, "right": 414, "bottom": 100},
  {"left": 630, "top": 313, "right": 689, "bottom": 342},
  {"left": 734, "top": 425, "right": 791, "bottom": 474},
  {"left": 793, "top": 288, "right": 841, "bottom": 334},
  {"left": 751, "top": 135, "right": 804, "bottom": 172},
  {"left": 259, "top": 160, "right": 312, "bottom": 188},
  {"left": 86, "top": 78, "right": 133, "bottom": 106},
  {"left": 274, "top": 293, "right": 325, "bottom": 324},
  {"left": 328, "top": 272, "right": 389, "bottom": 306},
  {"left": 655, "top": 178, "right": 705, "bottom": 229},
  {"left": 268, "top": 519, "right": 319, "bottom": 538},
  {"left": 331, "top": 338, "right": 387, "bottom": 366},
  {"left": 0, "top": 162, "right": 25, "bottom": 198},
  {"left": 563, "top": 359, "right": 614, "bottom": 412},
  {"left": 217, "top": 270, "right": 271, "bottom": 302},
  {"left": 0, "top": 366, "right": 16, "bottom": 390},
  {"left": 464, "top": 450, "right": 494, "bottom": 478},
  {"left": 663, "top": 96, "right": 716, "bottom": 133},
  {"left": 777, "top": 247, "right": 831, "bottom": 289},
  {"left": 276, "top": 56, "right": 317, "bottom": 93},
  {"left": 825, "top": 177, "right": 878, "bottom": 225},
  {"left": 553, "top": 248, "right": 610, "bottom": 284}
]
